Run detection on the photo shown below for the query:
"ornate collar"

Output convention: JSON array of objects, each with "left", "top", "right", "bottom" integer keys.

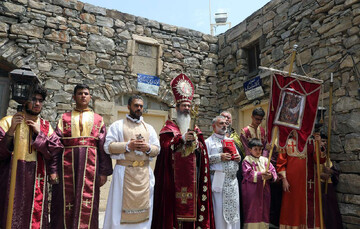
[{"left": 126, "top": 114, "right": 143, "bottom": 123}]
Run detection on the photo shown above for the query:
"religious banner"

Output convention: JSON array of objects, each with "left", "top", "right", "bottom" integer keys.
[
  {"left": 137, "top": 73, "right": 160, "bottom": 95},
  {"left": 267, "top": 73, "right": 322, "bottom": 153}
]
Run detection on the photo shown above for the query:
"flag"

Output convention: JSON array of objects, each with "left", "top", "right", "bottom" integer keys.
[{"left": 267, "top": 73, "right": 322, "bottom": 153}]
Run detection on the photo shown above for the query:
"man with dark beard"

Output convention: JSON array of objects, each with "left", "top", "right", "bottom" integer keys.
[
  {"left": 0, "top": 85, "right": 63, "bottom": 228},
  {"left": 102, "top": 95, "right": 160, "bottom": 228},
  {"left": 152, "top": 74, "right": 215, "bottom": 229}
]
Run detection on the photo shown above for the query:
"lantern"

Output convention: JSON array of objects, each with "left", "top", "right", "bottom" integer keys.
[{"left": 9, "top": 64, "right": 39, "bottom": 109}]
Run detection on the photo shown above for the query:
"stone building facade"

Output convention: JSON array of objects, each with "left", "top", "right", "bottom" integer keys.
[
  {"left": 216, "top": 0, "right": 360, "bottom": 228},
  {"left": 0, "top": 0, "right": 359, "bottom": 227}
]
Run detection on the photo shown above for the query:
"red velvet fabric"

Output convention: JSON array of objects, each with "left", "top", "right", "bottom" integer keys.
[
  {"left": 267, "top": 73, "right": 322, "bottom": 153},
  {"left": 152, "top": 120, "right": 215, "bottom": 229}
]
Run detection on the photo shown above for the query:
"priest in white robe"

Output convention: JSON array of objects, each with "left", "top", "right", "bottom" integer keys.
[
  {"left": 103, "top": 95, "right": 160, "bottom": 229},
  {"left": 205, "top": 116, "right": 241, "bottom": 229}
]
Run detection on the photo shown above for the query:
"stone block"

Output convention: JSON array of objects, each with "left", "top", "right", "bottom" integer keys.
[
  {"left": 161, "top": 23, "right": 177, "bottom": 32},
  {"left": 337, "top": 174, "right": 360, "bottom": 195},
  {"left": 114, "top": 19, "right": 125, "bottom": 28},
  {"left": 38, "top": 62, "right": 52, "bottom": 71},
  {"left": 339, "top": 202, "right": 360, "bottom": 217},
  {"left": 10, "top": 23, "right": 44, "bottom": 38},
  {"left": 323, "top": 19, "right": 352, "bottom": 37},
  {"left": 45, "top": 79, "right": 62, "bottom": 90},
  {"left": 0, "top": 22, "right": 9, "bottom": 33},
  {"left": 46, "top": 68, "right": 65, "bottom": 78},
  {"left": 334, "top": 97, "right": 360, "bottom": 112},
  {"left": 334, "top": 112, "right": 360, "bottom": 135},
  {"left": 342, "top": 215, "right": 360, "bottom": 226},
  {"left": 88, "top": 34, "right": 115, "bottom": 52},
  {"left": 339, "top": 161, "right": 360, "bottom": 173},
  {"left": 3, "top": 2, "right": 26, "bottom": 15},
  {"left": 102, "top": 27, "right": 114, "bottom": 37},
  {"left": 29, "top": 0, "right": 46, "bottom": 10},
  {"left": 96, "top": 59, "right": 111, "bottom": 69},
  {"left": 107, "top": 10, "right": 135, "bottom": 22},
  {"left": 344, "top": 134, "right": 360, "bottom": 153},
  {"left": 94, "top": 100, "right": 114, "bottom": 115},
  {"left": 199, "top": 41, "right": 209, "bottom": 51},
  {"left": 184, "top": 57, "right": 200, "bottom": 66},
  {"left": 56, "top": 103, "right": 72, "bottom": 110},
  {"left": 80, "top": 13, "right": 96, "bottom": 24},
  {"left": 344, "top": 35, "right": 359, "bottom": 49},
  {"left": 45, "top": 30, "right": 69, "bottom": 43},
  {"left": 67, "top": 52, "right": 80, "bottom": 63},
  {"left": 177, "top": 27, "right": 191, "bottom": 36},
  {"left": 53, "top": 91, "right": 72, "bottom": 103},
  {"left": 96, "top": 16, "right": 114, "bottom": 27},
  {"left": 80, "top": 51, "right": 96, "bottom": 65},
  {"left": 202, "top": 34, "right": 218, "bottom": 44},
  {"left": 45, "top": 4, "right": 63, "bottom": 14},
  {"left": 226, "top": 22, "right": 246, "bottom": 42},
  {"left": 84, "top": 3, "right": 106, "bottom": 16},
  {"left": 80, "top": 24, "right": 99, "bottom": 34},
  {"left": 46, "top": 52, "right": 65, "bottom": 61}
]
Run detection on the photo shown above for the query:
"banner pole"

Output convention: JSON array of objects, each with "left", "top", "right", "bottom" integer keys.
[
  {"left": 288, "top": 44, "right": 298, "bottom": 77},
  {"left": 263, "top": 126, "right": 278, "bottom": 188},
  {"left": 315, "top": 139, "right": 324, "bottom": 229},
  {"left": 325, "top": 73, "right": 334, "bottom": 194}
]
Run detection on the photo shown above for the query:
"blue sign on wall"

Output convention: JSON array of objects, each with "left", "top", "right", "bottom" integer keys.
[
  {"left": 243, "top": 76, "right": 264, "bottom": 100},
  {"left": 137, "top": 73, "right": 160, "bottom": 96}
]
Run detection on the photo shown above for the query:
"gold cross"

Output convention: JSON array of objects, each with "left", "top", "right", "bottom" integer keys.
[
  {"left": 80, "top": 139, "right": 87, "bottom": 145},
  {"left": 66, "top": 203, "right": 73, "bottom": 211},
  {"left": 36, "top": 174, "right": 43, "bottom": 188},
  {"left": 94, "top": 124, "right": 101, "bottom": 132},
  {"left": 308, "top": 179, "right": 314, "bottom": 189},
  {"left": 64, "top": 123, "right": 71, "bottom": 131},
  {"left": 176, "top": 187, "right": 193, "bottom": 204},
  {"left": 83, "top": 199, "right": 91, "bottom": 207}
]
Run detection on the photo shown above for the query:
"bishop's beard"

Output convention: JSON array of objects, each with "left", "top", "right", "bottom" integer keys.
[{"left": 177, "top": 111, "right": 191, "bottom": 134}]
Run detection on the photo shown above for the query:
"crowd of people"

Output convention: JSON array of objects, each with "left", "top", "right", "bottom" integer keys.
[{"left": 0, "top": 74, "right": 343, "bottom": 229}]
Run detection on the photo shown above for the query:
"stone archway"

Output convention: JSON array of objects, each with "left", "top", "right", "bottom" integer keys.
[{"left": 0, "top": 39, "right": 38, "bottom": 117}]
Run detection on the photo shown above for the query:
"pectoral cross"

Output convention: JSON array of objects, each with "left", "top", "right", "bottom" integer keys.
[
  {"left": 288, "top": 141, "right": 296, "bottom": 153},
  {"left": 308, "top": 179, "right": 314, "bottom": 189},
  {"left": 36, "top": 174, "right": 43, "bottom": 188},
  {"left": 83, "top": 199, "right": 91, "bottom": 207},
  {"left": 176, "top": 187, "right": 193, "bottom": 204},
  {"left": 66, "top": 203, "right": 73, "bottom": 211}
]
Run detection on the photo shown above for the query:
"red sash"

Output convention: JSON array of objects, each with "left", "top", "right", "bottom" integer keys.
[
  {"left": 61, "top": 111, "right": 102, "bottom": 228},
  {"left": 174, "top": 151, "right": 197, "bottom": 221}
]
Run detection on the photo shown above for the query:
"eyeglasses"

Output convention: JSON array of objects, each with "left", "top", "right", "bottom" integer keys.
[{"left": 31, "top": 97, "right": 44, "bottom": 103}]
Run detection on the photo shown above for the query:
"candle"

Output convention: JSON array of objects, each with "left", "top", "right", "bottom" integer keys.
[{"left": 330, "top": 73, "right": 333, "bottom": 83}]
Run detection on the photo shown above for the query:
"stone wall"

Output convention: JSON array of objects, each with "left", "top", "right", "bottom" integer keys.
[
  {"left": 1, "top": 0, "right": 360, "bottom": 227},
  {"left": 0, "top": 0, "right": 219, "bottom": 136},
  {"left": 216, "top": 0, "right": 360, "bottom": 227}
]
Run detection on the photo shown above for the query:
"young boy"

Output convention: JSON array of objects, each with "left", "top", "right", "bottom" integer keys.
[{"left": 242, "top": 138, "right": 277, "bottom": 229}]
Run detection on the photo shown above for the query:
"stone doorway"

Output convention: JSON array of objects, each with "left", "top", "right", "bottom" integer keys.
[
  {"left": 0, "top": 69, "right": 10, "bottom": 119},
  {"left": 237, "top": 101, "right": 268, "bottom": 130}
]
